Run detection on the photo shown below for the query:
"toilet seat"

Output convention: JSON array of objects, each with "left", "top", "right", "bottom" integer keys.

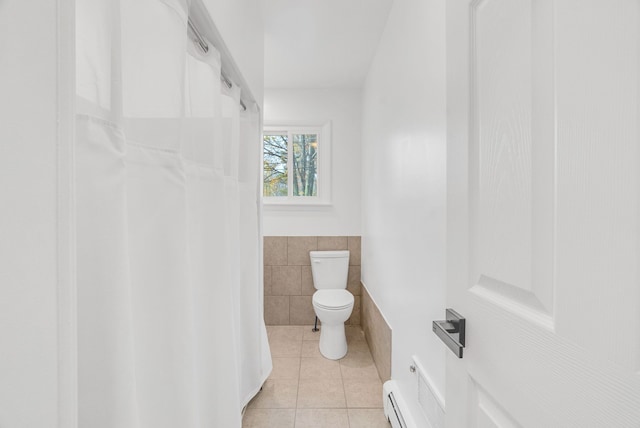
[{"left": 313, "top": 289, "right": 354, "bottom": 310}]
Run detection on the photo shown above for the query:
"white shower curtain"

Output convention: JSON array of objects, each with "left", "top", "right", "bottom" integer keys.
[{"left": 75, "top": 0, "right": 271, "bottom": 426}]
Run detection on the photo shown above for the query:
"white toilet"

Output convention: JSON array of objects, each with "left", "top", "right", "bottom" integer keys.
[{"left": 310, "top": 250, "right": 354, "bottom": 360}]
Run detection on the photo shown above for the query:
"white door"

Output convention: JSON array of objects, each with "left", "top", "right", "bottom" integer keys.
[{"left": 444, "top": 0, "right": 640, "bottom": 426}]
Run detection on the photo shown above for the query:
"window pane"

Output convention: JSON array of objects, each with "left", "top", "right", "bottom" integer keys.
[
  {"left": 292, "top": 134, "right": 318, "bottom": 197},
  {"left": 263, "top": 134, "right": 288, "bottom": 197}
]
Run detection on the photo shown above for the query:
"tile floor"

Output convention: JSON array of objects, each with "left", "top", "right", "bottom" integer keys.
[{"left": 243, "top": 325, "right": 391, "bottom": 428}]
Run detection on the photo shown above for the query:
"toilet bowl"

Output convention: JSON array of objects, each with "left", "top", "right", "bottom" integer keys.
[
  {"left": 309, "top": 250, "right": 353, "bottom": 360},
  {"left": 312, "top": 289, "right": 354, "bottom": 359}
]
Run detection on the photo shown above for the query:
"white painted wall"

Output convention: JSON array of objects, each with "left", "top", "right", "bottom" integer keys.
[
  {"left": 0, "top": 0, "right": 64, "bottom": 426},
  {"left": 361, "top": 0, "right": 447, "bottom": 425},
  {"left": 263, "top": 88, "right": 362, "bottom": 236}
]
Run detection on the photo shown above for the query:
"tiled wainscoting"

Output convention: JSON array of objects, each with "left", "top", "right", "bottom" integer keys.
[
  {"left": 263, "top": 236, "right": 362, "bottom": 326},
  {"left": 361, "top": 285, "right": 392, "bottom": 382}
]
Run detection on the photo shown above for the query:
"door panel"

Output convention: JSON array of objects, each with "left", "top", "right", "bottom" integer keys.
[
  {"left": 446, "top": 0, "right": 640, "bottom": 426},
  {"left": 473, "top": 0, "right": 535, "bottom": 295},
  {"left": 470, "top": 381, "right": 521, "bottom": 428},
  {"left": 470, "top": 0, "right": 555, "bottom": 328}
]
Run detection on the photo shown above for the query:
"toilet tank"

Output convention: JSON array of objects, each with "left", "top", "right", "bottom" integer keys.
[{"left": 309, "top": 250, "right": 350, "bottom": 290}]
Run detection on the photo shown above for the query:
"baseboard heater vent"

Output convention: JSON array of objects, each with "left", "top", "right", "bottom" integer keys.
[
  {"left": 384, "top": 381, "right": 417, "bottom": 428},
  {"left": 387, "top": 391, "right": 406, "bottom": 428}
]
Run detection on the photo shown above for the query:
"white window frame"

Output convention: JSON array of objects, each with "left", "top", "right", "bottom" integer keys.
[{"left": 262, "top": 122, "right": 332, "bottom": 207}]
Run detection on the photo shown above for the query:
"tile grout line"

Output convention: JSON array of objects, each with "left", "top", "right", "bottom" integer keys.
[
  {"left": 293, "top": 330, "right": 302, "bottom": 428},
  {"left": 340, "top": 334, "right": 351, "bottom": 428},
  {"left": 262, "top": 325, "right": 386, "bottom": 428}
]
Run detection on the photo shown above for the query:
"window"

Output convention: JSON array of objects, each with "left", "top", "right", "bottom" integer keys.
[{"left": 263, "top": 124, "right": 331, "bottom": 205}]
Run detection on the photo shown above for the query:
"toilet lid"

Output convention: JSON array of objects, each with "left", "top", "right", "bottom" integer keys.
[{"left": 313, "top": 289, "right": 354, "bottom": 310}]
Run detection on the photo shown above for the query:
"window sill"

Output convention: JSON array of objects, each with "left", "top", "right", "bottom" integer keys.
[{"left": 262, "top": 198, "right": 332, "bottom": 210}]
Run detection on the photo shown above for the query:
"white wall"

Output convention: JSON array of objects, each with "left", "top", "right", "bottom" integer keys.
[
  {"left": 0, "top": 0, "right": 65, "bottom": 426},
  {"left": 361, "top": 0, "right": 447, "bottom": 425},
  {"left": 263, "top": 88, "right": 362, "bottom": 236}
]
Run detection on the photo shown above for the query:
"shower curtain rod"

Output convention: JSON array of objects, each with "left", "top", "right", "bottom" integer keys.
[
  {"left": 187, "top": 18, "right": 209, "bottom": 53},
  {"left": 187, "top": 18, "right": 247, "bottom": 112}
]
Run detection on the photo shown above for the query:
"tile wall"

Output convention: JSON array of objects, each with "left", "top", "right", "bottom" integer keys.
[
  {"left": 263, "top": 236, "right": 361, "bottom": 326},
  {"left": 361, "top": 286, "right": 392, "bottom": 382}
]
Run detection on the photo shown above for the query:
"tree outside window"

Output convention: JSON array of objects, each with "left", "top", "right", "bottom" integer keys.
[
  {"left": 292, "top": 134, "right": 317, "bottom": 197},
  {"left": 263, "top": 134, "right": 288, "bottom": 197},
  {"left": 263, "top": 128, "right": 321, "bottom": 199}
]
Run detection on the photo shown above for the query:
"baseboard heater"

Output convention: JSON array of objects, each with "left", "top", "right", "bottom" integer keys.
[{"left": 383, "top": 380, "right": 417, "bottom": 428}]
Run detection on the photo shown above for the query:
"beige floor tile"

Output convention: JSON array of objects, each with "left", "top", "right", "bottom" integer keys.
[
  {"left": 294, "top": 409, "right": 349, "bottom": 428},
  {"left": 248, "top": 379, "right": 298, "bottom": 409},
  {"left": 340, "top": 353, "right": 380, "bottom": 380},
  {"left": 257, "top": 322, "right": 385, "bottom": 427},
  {"left": 343, "top": 379, "right": 384, "bottom": 408},
  {"left": 269, "top": 325, "right": 305, "bottom": 341},
  {"left": 301, "top": 341, "right": 323, "bottom": 358},
  {"left": 243, "top": 408, "right": 296, "bottom": 428},
  {"left": 269, "top": 338, "right": 303, "bottom": 358},
  {"left": 302, "top": 326, "right": 321, "bottom": 341},
  {"left": 270, "top": 357, "right": 301, "bottom": 380},
  {"left": 297, "top": 378, "right": 346, "bottom": 408},
  {"left": 300, "top": 357, "right": 342, "bottom": 379},
  {"left": 348, "top": 409, "right": 391, "bottom": 428}
]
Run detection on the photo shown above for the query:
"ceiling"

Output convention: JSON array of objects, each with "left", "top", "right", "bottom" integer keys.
[{"left": 261, "top": 0, "right": 394, "bottom": 89}]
